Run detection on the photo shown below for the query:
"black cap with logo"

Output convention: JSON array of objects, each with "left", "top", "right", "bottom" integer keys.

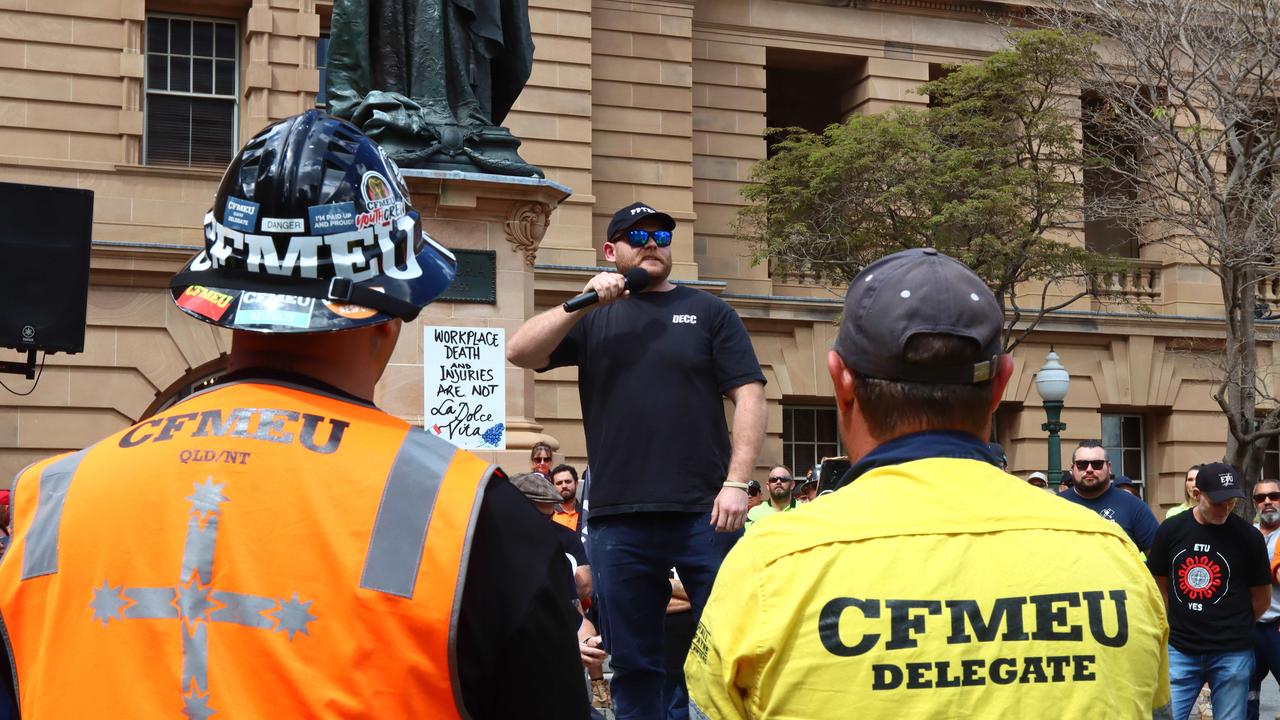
[
  {"left": 833, "top": 248, "right": 1003, "bottom": 384},
  {"left": 1195, "top": 462, "right": 1246, "bottom": 503},
  {"left": 606, "top": 202, "right": 676, "bottom": 242}
]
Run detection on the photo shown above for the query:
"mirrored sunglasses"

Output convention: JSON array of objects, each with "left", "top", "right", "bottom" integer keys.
[{"left": 625, "top": 229, "right": 673, "bottom": 248}]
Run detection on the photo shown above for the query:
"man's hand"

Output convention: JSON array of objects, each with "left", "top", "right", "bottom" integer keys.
[
  {"left": 579, "top": 635, "right": 607, "bottom": 674},
  {"left": 583, "top": 271, "right": 630, "bottom": 307},
  {"left": 710, "top": 485, "right": 748, "bottom": 533}
]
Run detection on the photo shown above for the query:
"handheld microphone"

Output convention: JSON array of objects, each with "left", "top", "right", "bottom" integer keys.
[{"left": 562, "top": 267, "right": 651, "bottom": 312}]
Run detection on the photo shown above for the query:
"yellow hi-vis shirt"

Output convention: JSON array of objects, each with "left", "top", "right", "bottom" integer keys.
[{"left": 686, "top": 457, "right": 1171, "bottom": 720}]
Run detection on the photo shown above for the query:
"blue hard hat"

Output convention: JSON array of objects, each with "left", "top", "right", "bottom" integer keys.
[{"left": 170, "top": 110, "right": 456, "bottom": 333}]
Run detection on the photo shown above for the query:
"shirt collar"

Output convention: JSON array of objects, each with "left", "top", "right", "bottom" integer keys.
[{"left": 833, "top": 430, "right": 1001, "bottom": 491}]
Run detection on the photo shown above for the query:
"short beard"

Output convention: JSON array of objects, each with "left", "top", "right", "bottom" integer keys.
[{"left": 1262, "top": 509, "right": 1280, "bottom": 527}]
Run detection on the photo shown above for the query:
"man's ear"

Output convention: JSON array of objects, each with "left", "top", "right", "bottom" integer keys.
[
  {"left": 987, "top": 353, "right": 1014, "bottom": 415},
  {"left": 602, "top": 240, "right": 617, "bottom": 263},
  {"left": 827, "top": 350, "right": 855, "bottom": 412}
]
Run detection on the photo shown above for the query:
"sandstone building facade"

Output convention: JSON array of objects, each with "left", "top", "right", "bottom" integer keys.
[{"left": 0, "top": 0, "right": 1251, "bottom": 512}]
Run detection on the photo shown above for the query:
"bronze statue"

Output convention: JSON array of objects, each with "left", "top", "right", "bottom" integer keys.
[{"left": 325, "top": 0, "right": 542, "bottom": 177}]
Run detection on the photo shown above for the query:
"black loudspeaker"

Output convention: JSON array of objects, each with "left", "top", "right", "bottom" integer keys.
[{"left": 0, "top": 181, "right": 94, "bottom": 354}]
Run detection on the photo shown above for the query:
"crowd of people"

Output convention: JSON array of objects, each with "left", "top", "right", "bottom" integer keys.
[{"left": 0, "top": 110, "right": 1277, "bottom": 720}]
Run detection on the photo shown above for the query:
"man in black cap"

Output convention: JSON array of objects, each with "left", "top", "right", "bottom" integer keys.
[
  {"left": 508, "top": 202, "right": 766, "bottom": 719},
  {"left": 686, "top": 248, "right": 1170, "bottom": 719},
  {"left": 1148, "top": 462, "right": 1272, "bottom": 720}
]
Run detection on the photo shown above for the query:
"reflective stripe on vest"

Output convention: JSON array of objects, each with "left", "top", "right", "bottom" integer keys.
[{"left": 0, "top": 381, "right": 493, "bottom": 719}]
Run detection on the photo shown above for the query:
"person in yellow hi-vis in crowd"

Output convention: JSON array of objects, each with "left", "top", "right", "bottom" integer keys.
[{"left": 685, "top": 248, "right": 1171, "bottom": 719}]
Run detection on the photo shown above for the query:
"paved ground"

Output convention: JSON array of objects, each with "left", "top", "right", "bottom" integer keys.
[{"left": 1260, "top": 677, "right": 1280, "bottom": 718}]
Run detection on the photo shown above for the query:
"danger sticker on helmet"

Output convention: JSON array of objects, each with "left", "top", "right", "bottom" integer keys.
[
  {"left": 261, "top": 217, "right": 305, "bottom": 233},
  {"left": 234, "top": 292, "right": 315, "bottom": 329},
  {"left": 358, "top": 171, "right": 404, "bottom": 229},
  {"left": 308, "top": 201, "right": 357, "bottom": 234},
  {"left": 177, "top": 285, "right": 233, "bottom": 321},
  {"left": 224, "top": 196, "right": 259, "bottom": 233}
]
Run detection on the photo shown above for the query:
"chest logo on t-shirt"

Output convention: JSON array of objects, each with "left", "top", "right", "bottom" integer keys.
[
  {"left": 1172, "top": 545, "right": 1230, "bottom": 608},
  {"left": 1098, "top": 507, "right": 1117, "bottom": 521},
  {"left": 672, "top": 314, "right": 698, "bottom": 324}
]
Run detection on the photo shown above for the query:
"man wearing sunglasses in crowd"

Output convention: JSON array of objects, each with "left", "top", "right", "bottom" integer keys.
[
  {"left": 744, "top": 466, "right": 796, "bottom": 530},
  {"left": 508, "top": 201, "right": 766, "bottom": 720},
  {"left": 1250, "top": 479, "right": 1280, "bottom": 720},
  {"left": 1059, "top": 439, "right": 1160, "bottom": 553}
]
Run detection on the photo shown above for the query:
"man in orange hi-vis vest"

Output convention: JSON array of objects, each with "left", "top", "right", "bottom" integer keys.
[{"left": 0, "top": 111, "right": 589, "bottom": 719}]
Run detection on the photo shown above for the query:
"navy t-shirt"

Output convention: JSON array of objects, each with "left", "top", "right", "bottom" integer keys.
[
  {"left": 1059, "top": 483, "right": 1160, "bottom": 551},
  {"left": 1147, "top": 510, "right": 1270, "bottom": 653},
  {"left": 543, "top": 285, "right": 765, "bottom": 517}
]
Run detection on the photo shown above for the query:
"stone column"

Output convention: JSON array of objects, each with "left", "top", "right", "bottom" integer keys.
[{"left": 379, "top": 170, "right": 571, "bottom": 471}]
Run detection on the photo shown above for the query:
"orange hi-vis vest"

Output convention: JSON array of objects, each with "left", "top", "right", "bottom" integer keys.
[{"left": 0, "top": 379, "right": 495, "bottom": 718}]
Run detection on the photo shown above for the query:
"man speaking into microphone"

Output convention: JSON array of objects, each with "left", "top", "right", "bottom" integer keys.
[{"left": 508, "top": 201, "right": 766, "bottom": 719}]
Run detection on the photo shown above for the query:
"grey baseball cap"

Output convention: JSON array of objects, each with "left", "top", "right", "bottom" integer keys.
[{"left": 833, "top": 248, "right": 1003, "bottom": 384}]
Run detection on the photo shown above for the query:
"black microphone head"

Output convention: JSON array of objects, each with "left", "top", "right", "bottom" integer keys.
[{"left": 623, "top": 267, "right": 652, "bottom": 293}]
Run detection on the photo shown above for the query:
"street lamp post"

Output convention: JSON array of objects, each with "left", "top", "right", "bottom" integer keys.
[{"left": 1035, "top": 349, "right": 1070, "bottom": 490}]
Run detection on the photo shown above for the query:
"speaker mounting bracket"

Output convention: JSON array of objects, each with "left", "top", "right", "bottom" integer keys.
[{"left": 0, "top": 349, "right": 37, "bottom": 379}]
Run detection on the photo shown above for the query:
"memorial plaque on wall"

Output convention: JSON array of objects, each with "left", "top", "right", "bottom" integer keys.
[{"left": 438, "top": 249, "right": 497, "bottom": 304}]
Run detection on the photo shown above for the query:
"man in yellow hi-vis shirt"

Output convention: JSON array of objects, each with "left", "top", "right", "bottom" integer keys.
[{"left": 685, "top": 248, "right": 1171, "bottom": 719}]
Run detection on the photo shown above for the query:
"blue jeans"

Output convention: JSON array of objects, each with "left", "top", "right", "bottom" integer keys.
[
  {"left": 589, "top": 512, "right": 741, "bottom": 720},
  {"left": 1250, "top": 621, "right": 1280, "bottom": 720},
  {"left": 1170, "top": 645, "right": 1254, "bottom": 720}
]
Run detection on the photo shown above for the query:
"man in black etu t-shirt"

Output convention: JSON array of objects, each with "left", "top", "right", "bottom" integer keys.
[
  {"left": 508, "top": 202, "right": 767, "bottom": 719},
  {"left": 1148, "top": 462, "right": 1271, "bottom": 720}
]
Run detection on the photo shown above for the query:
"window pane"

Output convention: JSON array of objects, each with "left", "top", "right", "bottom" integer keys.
[
  {"left": 1124, "top": 449, "right": 1142, "bottom": 480},
  {"left": 794, "top": 409, "right": 815, "bottom": 442},
  {"left": 215, "top": 23, "right": 236, "bottom": 59},
  {"left": 170, "top": 19, "right": 191, "bottom": 55},
  {"left": 1100, "top": 415, "right": 1121, "bottom": 447},
  {"left": 146, "top": 93, "right": 192, "bottom": 165},
  {"left": 1122, "top": 416, "right": 1142, "bottom": 447},
  {"left": 215, "top": 60, "right": 235, "bottom": 96},
  {"left": 193, "top": 22, "right": 213, "bottom": 57},
  {"left": 192, "top": 58, "right": 212, "bottom": 94},
  {"left": 147, "top": 18, "right": 168, "bottom": 54},
  {"left": 783, "top": 446, "right": 793, "bottom": 476},
  {"left": 316, "top": 35, "right": 330, "bottom": 106},
  {"left": 1265, "top": 451, "right": 1278, "bottom": 482},
  {"left": 147, "top": 54, "right": 167, "bottom": 90},
  {"left": 170, "top": 56, "right": 190, "bottom": 92},
  {"left": 147, "top": 95, "right": 235, "bottom": 167},
  {"left": 783, "top": 408, "right": 793, "bottom": 439},
  {"left": 816, "top": 409, "right": 837, "bottom": 444},
  {"left": 188, "top": 98, "right": 235, "bottom": 166}
]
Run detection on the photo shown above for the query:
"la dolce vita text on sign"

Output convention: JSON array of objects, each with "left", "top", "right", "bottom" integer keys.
[{"left": 424, "top": 327, "right": 506, "bottom": 450}]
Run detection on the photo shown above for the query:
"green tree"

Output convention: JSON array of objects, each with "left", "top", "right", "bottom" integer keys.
[{"left": 740, "top": 30, "right": 1120, "bottom": 351}]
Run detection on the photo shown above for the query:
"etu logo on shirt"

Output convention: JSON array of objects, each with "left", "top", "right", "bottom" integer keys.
[{"left": 673, "top": 314, "right": 698, "bottom": 324}]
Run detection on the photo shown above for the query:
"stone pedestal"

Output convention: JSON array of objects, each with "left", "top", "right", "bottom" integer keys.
[{"left": 374, "top": 168, "right": 570, "bottom": 472}]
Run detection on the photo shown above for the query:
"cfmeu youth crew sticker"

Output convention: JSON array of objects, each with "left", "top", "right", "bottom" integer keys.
[{"left": 356, "top": 172, "right": 404, "bottom": 229}]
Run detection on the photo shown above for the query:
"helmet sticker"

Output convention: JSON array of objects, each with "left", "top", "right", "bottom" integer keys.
[
  {"left": 235, "top": 292, "right": 315, "bottom": 329},
  {"left": 176, "top": 285, "right": 233, "bottom": 321},
  {"left": 223, "top": 196, "right": 259, "bottom": 232},
  {"left": 357, "top": 171, "right": 405, "bottom": 229},
  {"left": 195, "top": 214, "right": 424, "bottom": 282},
  {"left": 308, "top": 201, "right": 357, "bottom": 234},
  {"left": 261, "top": 217, "right": 306, "bottom": 233},
  {"left": 323, "top": 286, "right": 384, "bottom": 320}
]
